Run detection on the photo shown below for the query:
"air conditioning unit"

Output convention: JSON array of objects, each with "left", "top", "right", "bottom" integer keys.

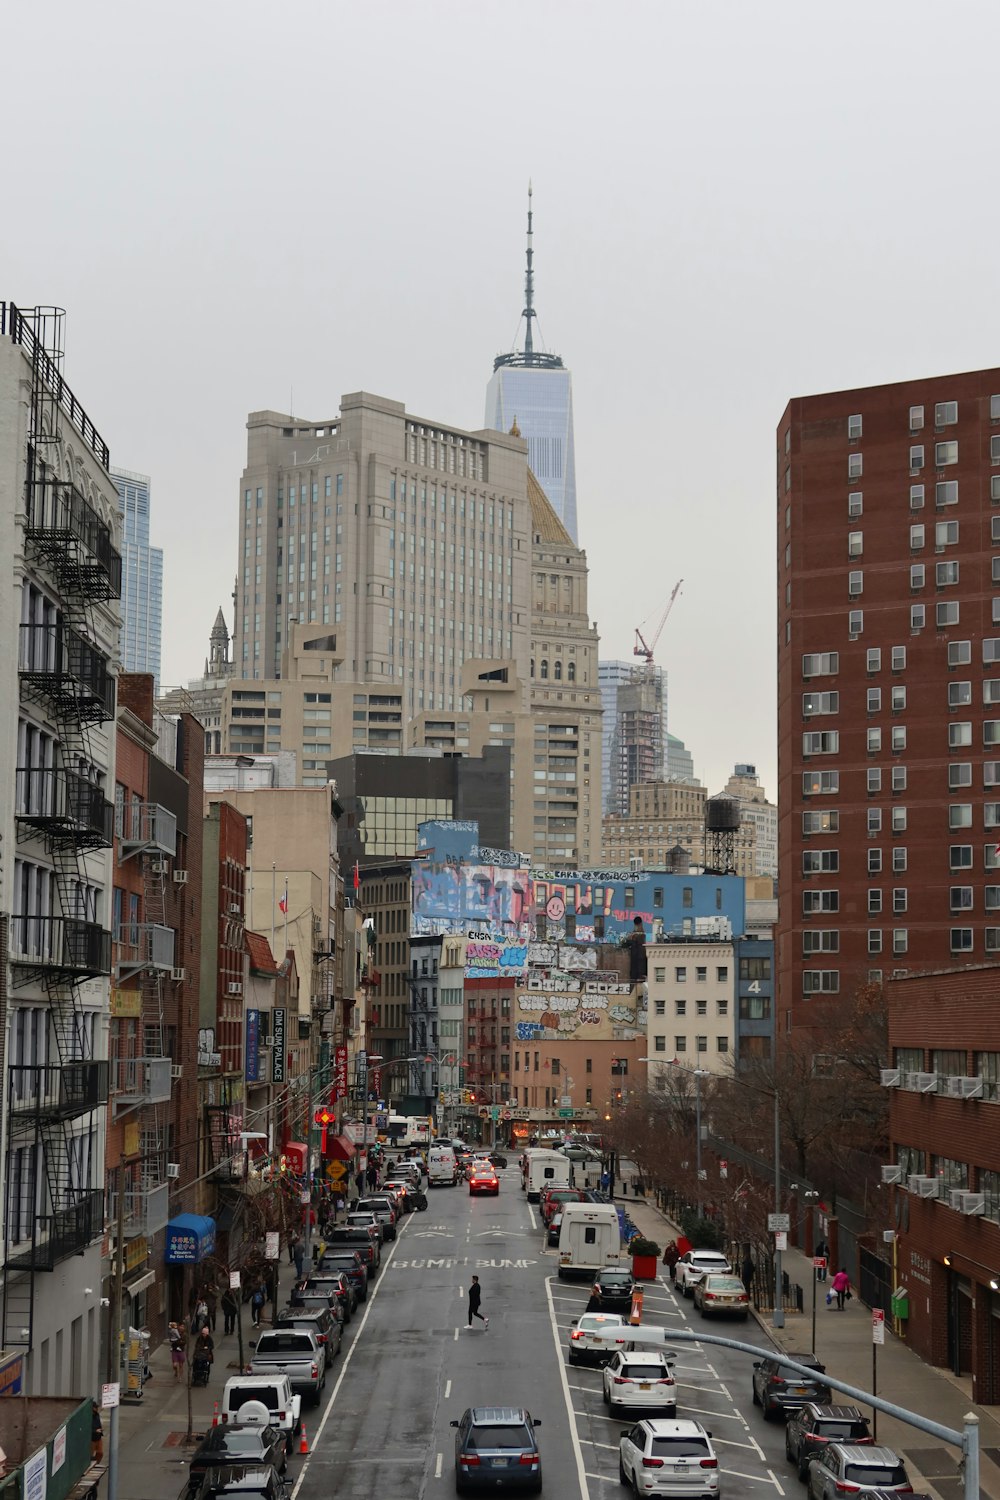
[
  {"left": 959, "top": 1192, "right": 985, "bottom": 1216},
  {"left": 173, "top": 869, "right": 189, "bottom": 885},
  {"left": 918, "top": 1176, "right": 943, "bottom": 1199},
  {"left": 901, "top": 1072, "right": 921, "bottom": 1091},
  {"left": 949, "top": 1188, "right": 967, "bottom": 1212},
  {"left": 227, "top": 981, "right": 243, "bottom": 996},
  {"left": 166, "top": 1163, "right": 180, "bottom": 1180},
  {"left": 151, "top": 860, "right": 169, "bottom": 876},
  {"left": 228, "top": 903, "right": 242, "bottom": 916},
  {"left": 880, "top": 1164, "right": 903, "bottom": 1185},
  {"left": 879, "top": 1069, "right": 901, "bottom": 1089},
  {"left": 171, "top": 966, "right": 186, "bottom": 982},
  {"left": 170, "top": 1064, "right": 183, "bottom": 1080},
  {"left": 955, "top": 1075, "right": 983, "bottom": 1099},
  {"left": 912, "top": 1071, "right": 939, "bottom": 1093},
  {"left": 907, "top": 1174, "right": 933, "bottom": 1194}
]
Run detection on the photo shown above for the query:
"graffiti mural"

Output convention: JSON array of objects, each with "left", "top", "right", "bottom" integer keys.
[{"left": 514, "top": 978, "right": 641, "bottom": 1042}]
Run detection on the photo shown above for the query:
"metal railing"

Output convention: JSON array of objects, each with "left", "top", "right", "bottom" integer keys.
[
  {"left": 1, "top": 303, "right": 110, "bottom": 468},
  {"left": 112, "top": 1056, "right": 172, "bottom": 1106},
  {"left": 8, "top": 1061, "right": 109, "bottom": 1117},
  {"left": 18, "top": 624, "right": 115, "bottom": 719},
  {"left": 15, "top": 767, "right": 115, "bottom": 844},
  {"left": 25, "top": 475, "right": 122, "bottom": 595},
  {"left": 6, "top": 1190, "right": 105, "bottom": 1271},
  {"left": 10, "top": 916, "right": 112, "bottom": 975}
]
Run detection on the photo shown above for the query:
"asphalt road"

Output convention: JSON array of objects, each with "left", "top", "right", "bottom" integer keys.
[{"left": 290, "top": 1168, "right": 802, "bottom": 1498}]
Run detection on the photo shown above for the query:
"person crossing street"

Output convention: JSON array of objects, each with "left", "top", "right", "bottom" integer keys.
[{"left": 467, "top": 1274, "right": 488, "bottom": 1330}]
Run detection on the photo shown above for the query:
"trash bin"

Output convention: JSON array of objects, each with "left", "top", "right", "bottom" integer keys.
[{"left": 891, "top": 1287, "right": 909, "bottom": 1321}]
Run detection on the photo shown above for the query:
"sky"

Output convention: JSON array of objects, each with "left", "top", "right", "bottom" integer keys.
[{"left": 4, "top": 0, "right": 999, "bottom": 799}]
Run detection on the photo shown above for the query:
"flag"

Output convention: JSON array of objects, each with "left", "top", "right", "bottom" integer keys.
[
  {"left": 353, "top": 860, "right": 360, "bottom": 892},
  {"left": 279, "top": 883, "right": 288, "bottom": 915}
]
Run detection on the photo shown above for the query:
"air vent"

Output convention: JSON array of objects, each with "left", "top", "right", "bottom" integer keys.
[
  {"left": 171, "top": 967, "right": 186, "bottom": 982},
  {"left": 173, "top": 869, "right": 189, "bottom": 885}
]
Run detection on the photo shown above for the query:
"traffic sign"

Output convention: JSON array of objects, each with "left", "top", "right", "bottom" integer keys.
[
  {"left": 101, "top": 1382, "right": 119, "bottom": 1409},
  {"left": 872, "top": 1308, "right": 885, "bottom": 1345},
  {"left": 558, "top": 1108, "right": 573, "bottom": 1119},
  {"left": 813, "top": 1256, "right": 828, "bottom": 1270},
  {"left": 502, "top": 1110, "right": 512, "bottom": 1120},
  {"left": 767, "top": 1213, "right": 790, "bottom": 1232},
  {"left": 326, "top": 1161, "right": 348, "bottom": 1181}
]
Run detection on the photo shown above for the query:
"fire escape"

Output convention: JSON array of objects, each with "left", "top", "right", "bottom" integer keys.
[{"left": 5, "top": 308, "right": 119, "bottom": 1350}]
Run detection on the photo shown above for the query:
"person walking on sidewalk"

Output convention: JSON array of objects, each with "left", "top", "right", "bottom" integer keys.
[
  {"left": 467, "top": 1274, "right": 489, "bottom": 1330},
  {"left": 221, "top": 1287, "right": 238, "bottom": 1336},
  {"left": 168, "top": 1322, "right": 187, "bottom": 1381},
  {"left": 662, "top": 1241, "right": 679, "bottom": 1283},
  {"left": 250, "top": 1281, "right": 265, "bottom": 1327},
  {"left": 91, "top": 1401, "right": 104, "bottom": 1463},
  {"left": 815, "top": 1237, "right": 829, "bottom": 1281},
  {"left": 831, "top": 1266, "right": 851, "bottom": 1311}
]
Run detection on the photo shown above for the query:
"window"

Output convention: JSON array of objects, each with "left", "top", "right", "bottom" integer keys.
[
  {"left": 848, "top": 531, "right": 863, "bottom": 556},
  {"left": 803, "top": 850, "right": 839, "bottom": 873},
  {"left": 949, "top": 681, "right": 972, "bottom": 707},
  {"left": 949, "top": 763, "right": 972, "bottom": 788},
  {"left": 674, "top": 1036, "right": 687, "bottom": 1053},
  {"left": 654, "top": 1035, "right": 666, "bottom": 1052},
  {"left": 891, "top": 646, "right": 906, "bottom": 671},
  {"left": 892, "top": 726, "right": 907, "bottom": 750},
  {"left": 951, "top": 928, "right": 974, "bottom": 953},
  {"left": 892, "top": 766, "right": 907, "bottom": 791},
  {"left": 802, "top": 652, "right": 839, "bottom": 677},
  {"left": 868, "top": 848, "right": 882, "bottom": 873},
  {"left": 848, "top": 413, "right": 863, "bottom": 439},
  {"left": 910, "top": 564, "right": 925, "bottom": 589},
  {"left": 717, "top": 966, "right": 728, "bottom": 982},
  {"left": 987, "top": 681, "right": 1000, "bottom": 705},
  {"left": 950, "top": 846, "right": 972, "bottom": 869},
  {"left": 696, "top": 1036, "right": 708, "bottom": 1054},
  {"left": 675, "top": 967, "right": 687, "bottom": 982},
  {"left": 802, "top": 810, "right": 839, "bottom": 833},
  {"left": 910, "top": 483, "right": 925, "bottom": 510},
  {"left": 895, "top": 849, "right": 909, "bottom": 877},
  {"left": 868, "top": 889, "right": 883, "bottom": 914},
  {"left": 950, "top": 722, "right": 973, "bottom": 747},
  {"left": 986, "top": 721, "right": 1000, "bottom": 745},
  {"left": 911, "top": 604, "right": 926, "bottom": 630},
  {"left": 654, "top": 998, "right": 665, "bottom": 1016},
  {"left": 802, "top": 930, "right": 839, "bottom": 954},
  {"left": 868, "top": 930, "right": 883, "bottom": 954},
  {"left": 739, "top": 956, "right": 772, "bottom": 980},
  {"left": 936, "top": 521, "right": 959, "bottom": 547},
  {"left": 653, "top": 966, "right": 666, "bottom": 983},
  {"left": 910, "top": 445, "right": 924, "bottom": 471},
  {"left": 716, "top": 1036, "right": 729, "bottom": 1054},
  {"left": 675, "top": 999, "right": 687, "bottom": 1016},
  {"left": 802, "top": 970, "right": 840, "bottom": 995},
  {"left": 802, "top": 691, "right": 839, "bottom": 716},
  {"left": 891, "top": 806, "right": 907, "bottom": 831},
  {"left": 848, "top": 491, "right": 863, "bottom": 518},
  {"left": 950, "top": 804, "right": 973, "bottom": 828},
  {"left": 867, "top": 768, "right": 882, "bottom": 793},
  {"left": 867, "top": 808, "right": 882, "bottom": 834},
  {"left": 848, "top": 572, "right": 863, "bottom": 597},
  {"left": 910, "top": 405, "right": 925, "bottom": 431},
  {"left": 891, "top": 686, "right": 906, "bottom": 710},
  {"left": 802, "top": 890, "right": 839, "bottom": 913},
  {"left": 910, "top": 524, "right": 925, "bottom": 550},
  {"left": 893, "top": 888, "right": 908, "bottom": 913},
  {"left": 936, "top": 480, "right": 959, "bottom": 507},
  {"left": 937, "top": 602, "right": 959, "bottom": 627},
  {"left": 696, "top": 967, "right": 707, "bottom": 983},
  {"left": 867, "top": 687, "right": 881, "bottom": 713},
  {"left": 848, "top": 452, "right": 863, "bottom": 478},
  {"left": 740, "top": 993, "right": 771, "bottom": 1020},
  {"left": 985, "top": 639, "right": 1000, "bottom": 664},
  {"left": 935, "top": 400, "right": 958, "bottom": 426},
  {"left": 849, "top": 609, "right": 864, "bottom": 634},
  {"left": 803, "top": 731, "right": 839, "bottom": 754},
  {"left": 866, "top": 648, "right": 881, "bottom": 672},
  {"left": 867, "top": 728, "right": 882, "bottom": 751},
  {"left": 935, "top": 440, "right": 959, "bottom": 466},
  {"left": 893, "top": 929, "right": 908, "bottom": 955},
  {"left": 696, "top": 998, "right": 707, "bottom": 1015},
  {"left": 948, "top": 640, "right": 971, "bottom": 666},
  {"left": 802, "top": 770, "right": 839, "bottom": 796}
]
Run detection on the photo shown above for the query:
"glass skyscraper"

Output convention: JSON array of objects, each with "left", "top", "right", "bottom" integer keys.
[
  {"left": 485, "top": 187, "right": 579, "bottom": 541},
  {"left": 111, "top": 467, "right": 163, "bottom": 689}
]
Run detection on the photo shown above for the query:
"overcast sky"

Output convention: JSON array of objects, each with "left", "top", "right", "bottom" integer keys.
[{"left": 5, "top": 0, "right": 999, "bottom": 798}]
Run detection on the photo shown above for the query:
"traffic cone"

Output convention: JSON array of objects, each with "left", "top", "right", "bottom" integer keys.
[
  {"left": 212, "top": 1402, "right": 219, "bottom": 1427},
  {"left": 299, "top": 1423, "right": 309, "bottom": 1455}
]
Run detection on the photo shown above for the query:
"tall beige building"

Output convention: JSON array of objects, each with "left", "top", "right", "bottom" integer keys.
[
  {"left": 716, "top": 763, "right": 777, "bottom": 879},
  {"left": 227, "top": 393, "right": 601, "bottom": 864}
]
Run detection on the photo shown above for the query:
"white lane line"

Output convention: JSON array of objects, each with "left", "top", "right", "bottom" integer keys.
[
  {"left": 453, "top": 1327, "right": 459, "bottom": 1341},
  {"left": 585, "top": 1473, "right": 620, "bottom": 1484},
  {"left": 681, "top": 1404, "right": 745, "bottom": 1422},
  {"left": 711, "top": 1435, "right": 763, "bottom": 1451},
  {"left": 290, "top": 1214, "right": 412, "bottom": 1499},
  {"left": 444, "top": 1379, "right": 451, "bottom": 1399},
  {"left": 527, "top": 1203, "right": 537, "bottom": 1230},
  {"left": 767, "top": 1468, "right": 785, "bottom": 1494},
  {"left": 434, "top": 1453, "right": 442, "bottom": 1479},
  {"left": 576, "top": 1438, "right": 618, "bottom": 1450},
  {"left": 724, "top": 1466, "right": 784, "bottom": 1487},
  {"left": 746, "top": 1431, "right": 767, "bottom": 1460},
  {"left": 572, "top": 1409, "right": 630, "bottom": 1423},
  {"left": 543, "top": 1275, "right": 589, "bottom": 1500}
]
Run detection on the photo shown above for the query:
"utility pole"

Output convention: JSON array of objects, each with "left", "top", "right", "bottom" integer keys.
[
  {"left": 773, "top": 1090, "right": 784, "bottom": 1329},
  {"left": 107, "top": 1157, "right": 126, "bottom": 1500}
]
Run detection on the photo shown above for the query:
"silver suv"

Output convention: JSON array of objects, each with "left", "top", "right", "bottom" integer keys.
[{"left": 806, "top": 1444, "right": 912, "bottom": 1498}]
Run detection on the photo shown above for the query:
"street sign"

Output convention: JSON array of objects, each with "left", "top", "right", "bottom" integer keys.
[
  {"left": 502, "top": 1110, "right": 512, "bottom": 1120},
  {"left": 101, "top": 1382, "right": 120, "bottom": 1409},
  {"left": 872, "top": 1308, "right": 885, "bottom": 1345},
  {"left": 558, "top": 1108, "right": 573, "bottom": 1119},
  {"left": 265, "top": 1231, "right": 279, "bottom": 1260},
  {"left": 229, "top": 1271, "right": 241, "bottom": 1289},
  {"left": 326, "top": 1161, "right": 347, "bottom": 1181},
  {"left": 560, "top": 1095, "right": 572, "bottom": 1107},
  {"left": 490, "top": 1106, "right": 500, "bottom": 1121},
  {"left": 813, "top": 1256, "right": 828, "bottom": 1270},
  {"left": 767, "top": 1213, "right": 790, "bottom": 1232},
  {"left": 774, "top": 1231, "right": 788, "bottom": 1251}
]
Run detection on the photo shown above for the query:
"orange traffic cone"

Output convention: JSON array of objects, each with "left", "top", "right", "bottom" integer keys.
[
  {"left": 212, "top": 1402, "right": 219, "bottom": 1427},
  {"left": 299, "top": 1423, "right": 309, "bottom": 1455}
]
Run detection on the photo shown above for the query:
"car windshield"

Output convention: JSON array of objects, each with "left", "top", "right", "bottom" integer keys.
[
  {"left": 704, "top": 1277, "right": 745, "bottom": 1291},
  {"left": 818, "top": 1422, "right": 869, "bottom": 1440},
  {"left": 214, "top": 1432, "right": 267, "bottom": 1453},
  {"left": 227, "top": 1386, "right": 280, "bottom": 1410},
  {"left": 651, "top": 1438, "right": 710, "bottom": 1457},
  {"left": 621, "top": 1363, "right": 664, "bottom": 1378},
  {"left": 468, "top": 1425, "right": 532, "bottom": 1450},
  {"left": 844, "top": 1462, "right": 906, "bottom": 1485},
  {"left": 256, "top": 1334, "right": 312, "bottom": 1353}
]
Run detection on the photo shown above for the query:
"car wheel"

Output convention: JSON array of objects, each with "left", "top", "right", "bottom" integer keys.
[
  {"left": 568, "top": 1352, "right": 578, "bottom": 1366},
  {"left": 632, "top": 1477, "right": 641, "bottom": 1499},
  {"left": 798, "top": 1457, "right": 811, "bottom": 1481},
  {"left": 293, "top": 1417, "right": 302, "bottom": 1438},
  {"left": 602, "top": 1384, "right": 610, "bottom": 1405},
  {"left": 751, "top": 1381, "right": 760, "bottom": 1406},
  {"left": 785, "top": 1436, "right": 793, "bottom": 1462},
  {"left": 619, "top": 1456, "right": 629, "bottom": 1488}
]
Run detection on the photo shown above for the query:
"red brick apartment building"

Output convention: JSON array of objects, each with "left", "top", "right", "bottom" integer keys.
[
  {"left": 885, "top": 965, "right": 1000, "bottom": 1401},
  {"left": 778, "top": 369, "right": 1000, "bottom": 1034}
]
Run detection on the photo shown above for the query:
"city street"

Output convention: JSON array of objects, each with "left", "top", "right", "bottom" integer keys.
[{"left": 291, "top": 1167, "right": 795, "bottom": 1498}]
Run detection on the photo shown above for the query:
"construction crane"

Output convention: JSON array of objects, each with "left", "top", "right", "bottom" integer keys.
[{"left": 633, "top": 579, "right": 683, "bottom": 664}]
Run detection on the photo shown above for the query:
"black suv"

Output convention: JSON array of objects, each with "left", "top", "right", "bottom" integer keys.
[
  {"left": 451, "top": 1405, "right": 542, "bottom": 1494},
  {"left": 186, "top": 1466, "right": 288, "bottom": 1500},
  {"left": 326, "top": 1226, "right": 380, "bottom": 1275},
  {"left": 298, "top": 1269, "right": 356, "bottom": 1319},
  {"left": 186, "top": 1429, "right": 287, "bottom": 1494},
  {"left": 752, "top": 1352, "right": 831, "bottom": 1419},
  {"left": 785, "top": 1404, "right": 872, "bottom": 1480},
  {"left": 319, "top": 1251, "right": 369, "bottom": 1302},
  {"left": 591, "top": 1266, "right": 636, "bottom": 1315}
]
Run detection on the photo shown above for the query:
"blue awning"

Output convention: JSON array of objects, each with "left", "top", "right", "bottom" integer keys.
[{"left": 165, "top": 1213, "right": 216, "bottom": 1264}]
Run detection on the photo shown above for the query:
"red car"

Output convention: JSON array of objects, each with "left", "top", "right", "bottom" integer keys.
[
  {"left": 540, "top": 1187, "right": 587, "bottom": 1225},
  {"left": 468, "top": 1166, "right": 499, "bottom": 1195}
]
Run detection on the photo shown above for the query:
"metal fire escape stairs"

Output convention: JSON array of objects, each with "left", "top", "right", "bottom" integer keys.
[{"left": 5, "top": 309, "right": 119, "bottom": 1351}]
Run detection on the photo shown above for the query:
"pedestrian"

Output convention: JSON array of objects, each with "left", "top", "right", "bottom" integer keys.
[
  {"left": 250, "top": 1282, "right": 265, "bottom": 1327},
  {"left": 293, "top": 1239, "right": 305, "bottom": 1280},
  {"left": 288, "top": 1234, "right": 298, "bottom": 1266},
  {"left": 195, "top": 1323, "right": 214, "bottom": 1363},
  {"left": 831, "top": 1266, "right": 851, "bottom": 1311},
  {"left": 585, "top": 1287, "right": 603, "bottom": 1314},
  {"left": 192, "top": 1290, "right": 208, "bottom": 1335},
  {"left": 168, "top": 1322, "right": 187, "bottom": 1381},
  {"left": 91, "top": 1400, "right": 103, "bottom": 1463},
  {"left": 741, "top": 1253, "right": 754, "bottom": 1296},
  {"left": 204, "top": 1283, "right": 218, "bottom": 1333},
  {"left": 815, "top": 1237, "right": 829, "bottom": 1282},
  {"left": 467, "top": 1273, "right": 488, "bottom": 1330},
  {"left": 621, "top": 1179, "right": 628, "bottom": 1196},
  {"left": 662, "top": 1240, "right": 679, "bottom": 1283},
  {"left": 355, "top": 1167, "right": 365, "bottom": 1198},
  {"left": 221, "top": 1287, "right": 238, "bottom": 1336}
]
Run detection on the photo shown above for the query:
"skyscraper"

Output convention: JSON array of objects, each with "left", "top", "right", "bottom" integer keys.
[
  {"left": 599, "top": 659, "right": 668, "bottom": 815},
  {"left": 111, "top": 467, "right": 163, "bottom": 689},
  {"left": 485, "top": 187, "right": 578, "bottom": 542}
]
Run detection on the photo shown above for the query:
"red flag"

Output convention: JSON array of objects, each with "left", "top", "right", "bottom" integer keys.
[
  {"left": 353, "top": 860, "right": 360, "bottom": 892},
  {"left": 278, "top": 894, "right": 288, "bottom": 914}
]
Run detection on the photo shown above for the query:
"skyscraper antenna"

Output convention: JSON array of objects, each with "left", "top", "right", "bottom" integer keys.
[{"left": 523, "top": 181, "right": 534, "bottom": 359}]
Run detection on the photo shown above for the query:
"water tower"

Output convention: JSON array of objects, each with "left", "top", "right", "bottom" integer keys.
[{"left": 704, "top": 796, "right": 741, "bottom": 875}]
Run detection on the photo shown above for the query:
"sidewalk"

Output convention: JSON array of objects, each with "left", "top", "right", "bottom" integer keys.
[
  {"left": 108, "top": 1300, "right": 285, "bottom": 1500},
  {"left": 619, "top": 1190, "right": 998, "bottom": 1500}
]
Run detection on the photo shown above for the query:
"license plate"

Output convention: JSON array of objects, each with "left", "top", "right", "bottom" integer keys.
[
  {"left": 639, "top": 1383, "right": 652, "bottom": 1390},
  {"left": 789, "top": 1385, "right": 807, "bottom": 1395},
  {"left": 491, "top": 1458, "right": 508, "bottom": 1467}
]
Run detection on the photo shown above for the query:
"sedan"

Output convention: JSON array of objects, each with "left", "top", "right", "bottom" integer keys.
[
  {"left": 692, "top": 1273, "right": 750, "bottom": 1319},
  {"left": 602, "top": 1351, "right": 676, "bottom": 1417},
  {"left": 469, "top": 1167, "right": 500, "bottom": 1196},
  {"left": 187, "top": 1427, "right": 287, "bottom": 1493},
  {"left": 451, "top": 1405, "right": 542, "bottom": 1494},
  {"left": 618, "top": 1419, "right": 719, "bottom": 1498},
  {"left": 592, "top": 1266, "right": 636, "bottom": 1315},
  {"left": 567, "top": 1312, "right": 627, "bottom": 1366}
]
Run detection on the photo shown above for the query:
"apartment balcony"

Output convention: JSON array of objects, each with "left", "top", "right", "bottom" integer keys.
[
  {"left": 5, "top": 1189, "right": 104, "bottom": 1271},
  {"left": 111, "top": 1056, "right": 172, "bottom": 1116},
  {"left": 10, "top": 916, "right": 112, "bottom": 987},
  {"left": 108, "top": 1181, "right": 170, "bottom": 1239},
  {"left": 8, "top": 1061, "right": 110, "bottom": 1122},
  {"left": 119, "top": 802, "right": 177, "bottom": 860},
  {"left": 15, "top": 767, "right": 114, "bottom": 850},
  {"left": 115, "top": 922, "right": 175, "bottom": 984},
  {"left": 25, "top": 475, "right": 122, "bottom": 602},
  {"left": 18, "top": 624, "right": 115, "bottom": 723}
]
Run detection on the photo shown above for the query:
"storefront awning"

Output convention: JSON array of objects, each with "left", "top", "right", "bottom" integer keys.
[
  {"left": 165, "top": 1213, "right": 216, "bottom": 1265},
  {"left": 327, "top": 1134, "right": 356, "bottom": 1162},
  {"left": 126, "top": 1270, "right": 157, "bottom": 1298}
]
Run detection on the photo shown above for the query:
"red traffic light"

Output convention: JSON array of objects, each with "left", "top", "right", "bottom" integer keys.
[{"left": 314, "top": 1108, "right": 334, "bottom": 1126}]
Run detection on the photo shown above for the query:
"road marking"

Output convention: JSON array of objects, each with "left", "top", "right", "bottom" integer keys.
[
  {"left": 767, "top": 1468, "right": 785, "bottom": 1494},
  {"left": 576, "top": 1437, "right": 618, "bottom": 1450},
  {"left": 543, "top": 1276, "right": 590, "bottom": 1500},
  {"left": 724, "top": 1465, "right": 784, "bottom": 1488},
  {"left": 527, "top": 1203, "right": 537, "bottom": 1230},
  {"left": 453, "top": 1327, "right": 459, "bottom": 1341},
  {"left": 444, "top": 1379, "right": 451, "bottom": 1399},
  {"left": 572, "top": 1409, "right": 630, "bottom": 1423},
  {"left": 434, "top": 1453, "right": 442, "bottom": 1479},
  {"left": 711, "top": 1434, "right": 763, "bottom": 1451},
  {"left": 681, "top": 1404, "right": 745, "bottom": 1421},
  {"left": 290, "top": 1212, "right": 413, "bottom": 1500},
  {"left": 584, "top": 1470, "right": 620, "bottom": 1483}
]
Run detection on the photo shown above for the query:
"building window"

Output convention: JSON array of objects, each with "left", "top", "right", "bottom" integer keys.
[
  {"left": 909, "top": 405, "right": 925, "bottom": 431},
  {"left": 848, "top": 452, "right": 863, "bottom": 478},
  {"left": 675, "top": 967, "right": 687, "bottom": 982},
  {"left": 848, "top": 572, "right": 863, "bottom": 597},
  {"left": 868, "top": 930, "right": 883, "bottom": 954},
  {"left": 935, "top": 440, "right": 959, "bottom": 466},
  {"left": 675, "top": 1037, "right": 687, "bottom": 1054},
  {"left": 802, "top": 653, "right": 839, "bottom": 677},
  {"left": 950, "top": 846, "right": 973, "bottom": 869},
  {"left": 951, "top": 928, "right": 974, "bottom": 953},
  {"left": 848, "top": 414, "right": 863, "bottom": 439},
  {"left": 893, "top": 929, "right": 908, "bottom": 955},
  {"left": 910, "top": 484, "right": 925, "bottom": 510},
  {"left": 675, "top": 999, "right": 687, "bottom": 1016},
  {"left": 937, "top": 601, "right": 960, "bottom": 627},
  {"left": 654, "top": 1035, "right": 666, "bottom": 1052}
]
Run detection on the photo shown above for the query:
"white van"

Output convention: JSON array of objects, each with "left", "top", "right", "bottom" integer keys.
[
  {"left": 523, "top": 1148, "right": 572, "bottom": 1202},
  {"left": 557, "top": 1203, "right": 622, "bottom": 1279},
  {"left": 427, "top": 1145, "right": 458, "bottom": 1186}
]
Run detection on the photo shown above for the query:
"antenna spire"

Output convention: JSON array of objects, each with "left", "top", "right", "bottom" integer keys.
[{"left": 523, "top": 180, "right": 534, "bottom": 358}]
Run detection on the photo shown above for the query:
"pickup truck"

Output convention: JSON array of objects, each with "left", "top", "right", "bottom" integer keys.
[
  {"left": 356, "top": 1194, "right": 397, "bottom": 1240},
  {"left": 674, "top": 1249, "right": 732, "bottom": 1297},
  {"left": 249, "top": 1329, "right": 325, "bottom": 1406},
  {"left": 326, "top": 1225, "right": 380, "bottom": 1275},
  {"left": 221, "top": 1374, "right": 303, "bottom": 1437}
]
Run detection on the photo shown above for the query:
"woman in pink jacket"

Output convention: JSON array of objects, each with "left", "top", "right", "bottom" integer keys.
[{"left": 831, "top": 1267, "right": 851, "bottom": 1311}]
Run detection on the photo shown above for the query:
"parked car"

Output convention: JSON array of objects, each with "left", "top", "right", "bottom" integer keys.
[
  {"left": 673, "top": 1250, "right": 732, "bottom": 1298},
  {"left": 567, "top": 1312, "right": 627, "bottom": 1366},
  {"left": 220, "top": 1376, "right": 302, "bottom": 1439},
  {"left": 805, "top": 1443, "right": 912, "bottom": 1498},
  {"left": 540, "top": 1186, "right": 587, "bottom": 1225},
  {"left": 345, "top": 1210, "right": 383, "bottom": 1246},
  {"left": 326, "top": 1226, "right": 380, "bottom": 1276},
  {"left": 273, "top": 1306, "right": 341, "bottom": 1368},
  {"left": 292, "top": 1274, "right": 352, "bottom": 1324},
  {"left": 618, "top": 1418, "right": 719, "bottom": 1498},
  {"left": 692, "top": 1272, "right": 750, "bottom": 1319},
  {"left": 451, "top": 1405, "right": 542, "bottom": 1494},
  {"left": 356, "top": 1195, "right": 397, "bottom": 1240},
  {"left": 752, "top": 1352, "right": 831, "bottom": 1420},
  {"left": 785, "top": 1404, "right": 872, "bottom": 1480},
  {"left": 602, "top": 1351, "right": 676, "bottom": 1417},
  {"left": 186, "top": 1466, "right": 288, "bottom": 1500},
  {"left": 249, "top": 1329, "right": 324, "bottom": 1406},
  {"left": 318, "top": 1251, "right": 369, "bottom": 1303},
  {"left": 186, "top": 1426, "right": 287, "bottom": 1494},
  {"left": 469, "top": 1165, "right": 500, "bottom": 1195},
  {"left": 592, "top": 1265, "right": 636, "bottom": 1315},
  {"left": 546, "top": 1213, "right": 563, "bottom": 1248}
]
